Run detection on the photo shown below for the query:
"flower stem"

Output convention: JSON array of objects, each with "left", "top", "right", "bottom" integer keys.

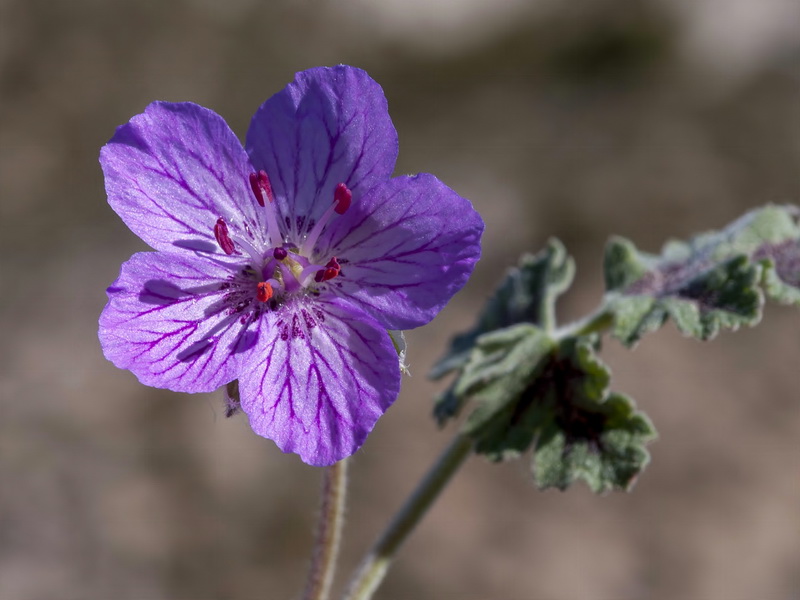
[
  {"left": 340, "top": 434, "right": 473, "bottom": 600},
  {"left": 302, "top": 459, "right": 349, "bottom": 600}
]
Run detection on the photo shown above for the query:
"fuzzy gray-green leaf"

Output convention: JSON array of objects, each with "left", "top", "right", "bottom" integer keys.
[
  {"left": 458, "top": 325, "right": 555, "bottom": 434},
  {"left": 604, "top": 204, "right": 800, "bottom": 345},
  {"left": 756, "top": 240, "right": 800, "bottom": 306},
  {"left": 532, "top": 392, "right": 656, "bottom": 493},
  {"left": 430, "top": 239, "right": 574, "bottom": 381},
  {"left": 459, "top": 334, "right": 656, "bottom": 492}
]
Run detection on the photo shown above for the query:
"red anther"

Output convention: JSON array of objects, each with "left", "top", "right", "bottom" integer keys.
[
  {"left": 214, "top": 217, "right": 236, "bottom": 255},
  {"left": 333, "top": 183, "right": 352, "bottom": 214},
  {"left": 314, "top": 268, "right": 339, "bottom": 283},
  {"left": 314, "top": 256, "right": 341, "bottom": 282},
  {"left": 248, "top": 173, "right": 264, "bottom": 207},
  {"left": 258, "top": 170, "right": 274, "bottom": 203},
  {"left": 273, "top": 247, "right": 288, "bottom": 260},
  {"left": 324, "top": 256, "right": 340, "bottom": 270},
  {"left": 256, "top": 281, "right": 273, "bottom": 302},
  {"left": 249, "top": 170, "right": 275, "bottom": 206}
]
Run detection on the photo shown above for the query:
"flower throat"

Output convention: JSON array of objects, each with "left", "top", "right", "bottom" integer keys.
[{"left": 213, "top": 170, "right": 352, "bottom": 305}]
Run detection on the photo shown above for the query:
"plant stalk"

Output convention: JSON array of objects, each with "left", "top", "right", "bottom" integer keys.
[
  {"left": 341, "top": 433, "right": 473, "bottom": 600},
  {"left": 553, "top": 306, "right": 614, "bottom": 340},
  {"left": 302, "top": 458, "right": 349, "bottom": 600}
]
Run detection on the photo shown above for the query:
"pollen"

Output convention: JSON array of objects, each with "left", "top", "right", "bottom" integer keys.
[{"left": 256, "top": 281, "right": 273, "bottom": 302}]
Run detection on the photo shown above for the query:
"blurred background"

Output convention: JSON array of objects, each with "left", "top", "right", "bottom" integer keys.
[{"left": 1, "top": 0, "right": 799, "bottom": 598}]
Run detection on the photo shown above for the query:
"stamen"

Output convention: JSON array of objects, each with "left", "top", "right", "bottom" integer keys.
[
  {"left": 213, "top": 216, "right": 267, "bottom": 265},
  {"left": 214, "top": 217, "right": 236, "bottom": 255},
  {"left": 314, "top": 257, "right": 341, "bottom": 282},
  {"left": 334, "top": 183, "right": 352, "bottom": 214},
  {"left": 273, "top": 247, "right": 288, "bottom": 260},
  {"left": 249, "top": 170, "right": 283, "bottom": 248},
  {"left": 300, "top": 265, "right": 324, "bottom": 286},
  {"left": 232, "top": 234, "right": 265, "bottom": 267},
  {"left": 249, "top": 170, "right": 275, "bottom": 206},
  {"left": 256, "top": 281, "right": 273, "bottom": 302},
  {"left": 248, "top": 173, "right": 263, "bottom": 206},
  {"left": 300, "top": 183, "right": 353, "bottom": 256}
]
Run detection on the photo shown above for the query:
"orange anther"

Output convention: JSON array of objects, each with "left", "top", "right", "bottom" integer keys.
[{"left": 256, "top": 281, "right": 273, "bottom": 302}]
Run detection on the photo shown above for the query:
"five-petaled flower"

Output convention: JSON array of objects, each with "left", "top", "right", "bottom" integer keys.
[{"left": 99, "top": 66, "right": 483, "bottom": 465}]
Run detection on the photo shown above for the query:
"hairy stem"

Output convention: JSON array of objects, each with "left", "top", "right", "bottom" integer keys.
[
  {"left": 341, "top": 434, "right": 473, "bottom": 600},
  {"left": 302, "top": 459, "right": 349, "bottom": 600}
]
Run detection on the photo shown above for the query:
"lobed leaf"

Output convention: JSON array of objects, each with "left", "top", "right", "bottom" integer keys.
[
  {"left": 604, "top": 204, "right": 800, "bottom": 345},
  {"left": 532, "top": 392, "right": 655, "bottom": 493},
  {"left": 450, "top": 331, "right": 655, "bottom": 492},
  {"left": 755, "top": 239, "right": 800, "bottom": 305},
  {"left": 430, "top": 239, "right": 574, "bottom": 380},
  {"left": 433, "top": 324, "right": 555, "bottom": 427},
  {"left": 458, "top": 325, "right": 555, "bottom": 440}
]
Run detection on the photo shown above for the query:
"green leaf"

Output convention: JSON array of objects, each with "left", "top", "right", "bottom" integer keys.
[
  {"left": 532, "top": 392, "right": 655, "bottom": 493},
  {"left": 433, "top": 383, "right": 466, "bottom": 428},
  {"left": 433, "top": 325, "right": 554, "bottom": 428},
  {"left": 756, "top": 240, "right": 800, "bottom": 305},
  {"left": 452, "top": 331, "right": 656, "bottom": 492},
  {"left": 459, "top": 325, "right": 555, "bottom": 435},
  {"left": 527, "top": 337, "right": 655, "bottom": 492},
  {"left": 456, "top": 326, "right": 554, "bottom": 401},
  {"left": 604, "top": 204, "right": 800, "bottom": 345},
  {"left": 430, "top": 239, "right": 574, "bottom": 380}
]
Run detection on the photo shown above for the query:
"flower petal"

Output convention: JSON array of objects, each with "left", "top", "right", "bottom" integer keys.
[
  {"left": 99, "top": 252, "right": 256, "bottom": 393},
  {"left": 238, "top": 297, "right": 401, "bottom": 466},
  {"left": 320, "top": 174, "right": 484, "bottom": 330},
  {"left": 101, "top": 102, "right": 266, "bottom": 254},
  {"left": 245, "top": 66, "right": 398, "bottom": 239}
]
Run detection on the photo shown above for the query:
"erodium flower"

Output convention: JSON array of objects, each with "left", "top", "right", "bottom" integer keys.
[{"left": 99, "top": 66, "right": 483, "bottom": 465}]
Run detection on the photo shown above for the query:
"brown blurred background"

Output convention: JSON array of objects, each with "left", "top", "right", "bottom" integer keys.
[{"left": 1, "top": 0, "right": 799, "bottom": 598}]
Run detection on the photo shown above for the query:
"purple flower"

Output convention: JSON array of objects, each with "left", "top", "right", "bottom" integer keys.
[{"left": 99, "top": 66, "right": 483, "bottom": 466}]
